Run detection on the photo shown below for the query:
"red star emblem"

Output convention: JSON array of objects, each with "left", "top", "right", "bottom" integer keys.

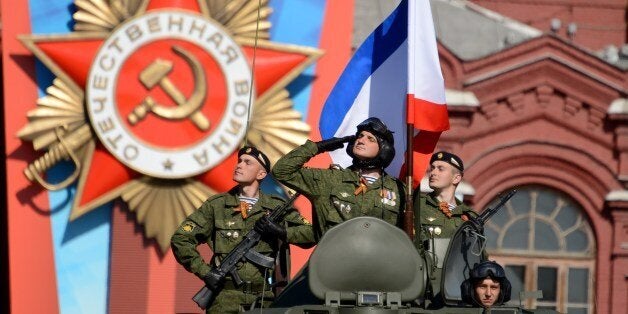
[{"left": 18, "top": 0, "right": 320, "bottom": 250}]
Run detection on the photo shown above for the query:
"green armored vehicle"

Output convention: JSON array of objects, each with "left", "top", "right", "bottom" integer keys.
[{"left": 246, "top": 203, "right": 557, "bottom": 313}]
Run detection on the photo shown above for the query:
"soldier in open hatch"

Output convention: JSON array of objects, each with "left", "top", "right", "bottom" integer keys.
[
  {"left": 461, "top": 260, "right": 512, "bottom": 309},
  {"left": 415, "top": 151, "right": 483, "bottom": 306},
  {"left": 272, "top": 117, "right": 405, "bottom": 240}
]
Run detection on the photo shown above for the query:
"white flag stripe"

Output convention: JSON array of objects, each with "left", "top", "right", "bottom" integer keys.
[{"left": 408, "top": 0, "right": 446, "bottom": 104}]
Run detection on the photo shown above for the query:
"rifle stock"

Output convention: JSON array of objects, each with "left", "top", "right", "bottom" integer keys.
[
  {"left": 192, "top": 193, "right": 300, "bottom": 309},
  {"left": 192, "top": 286, "right": 213, "bottom": 310}
]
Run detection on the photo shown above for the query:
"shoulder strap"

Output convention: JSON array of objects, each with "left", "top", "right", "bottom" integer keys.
[{"left": 393, "top": 176, "right": 406, "bottom": 227}]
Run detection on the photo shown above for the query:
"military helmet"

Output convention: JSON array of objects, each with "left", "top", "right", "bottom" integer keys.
[
  {"left": 461, "top": 260, "right": 512, "bottom": 306},
  {"left": 346, "top": 117, "right": 395, "bottom": 169}
]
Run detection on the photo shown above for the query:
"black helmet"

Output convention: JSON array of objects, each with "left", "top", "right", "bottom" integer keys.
[
  {"left": 461, "top": 260, "right": 512, "bottom": 307},
  {"left": 346, "top": 117, "right": 395, "bottom": 169}
]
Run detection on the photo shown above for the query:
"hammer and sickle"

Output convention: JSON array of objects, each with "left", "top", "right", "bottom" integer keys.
[{"left": 128, "top": 45, "right": 210, "bottom": 131}]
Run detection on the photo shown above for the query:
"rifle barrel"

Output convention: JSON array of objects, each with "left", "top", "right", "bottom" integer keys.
[{"left": 478, "top": 190, "right": 517, "bottom": 225}]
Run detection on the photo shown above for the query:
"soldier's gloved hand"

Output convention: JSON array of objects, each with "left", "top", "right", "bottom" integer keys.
[
  {"left": 254, "top": 215, "right": 287, "bottom": 240},
  {"left": 203, "top": 269, "right": 225, "bottom": 291},
  {"left": 315, "top": 135, "right": 355, "bottom": 153}
]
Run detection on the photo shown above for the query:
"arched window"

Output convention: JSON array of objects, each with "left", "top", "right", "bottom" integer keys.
[{"left": 484, "top": 185, "right": 595, "bottom": 313}]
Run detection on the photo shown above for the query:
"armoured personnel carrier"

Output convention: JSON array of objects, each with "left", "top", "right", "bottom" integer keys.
[{"left": 246, "top": 212, "right": 557, "bottom": 313}]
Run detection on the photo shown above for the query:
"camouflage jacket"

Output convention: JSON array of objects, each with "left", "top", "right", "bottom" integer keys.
[
  {"left": 170, "top": 187, "right": 314, "bottom": 283},
  {"left": 415, "top": 192, "right": 477, "bottom": 241},
  {"left": 272, "top": 140, "right": 405, "bottom": 239},
  {"left": 414, "top": 192, "right": 481, "bottom": 266}
]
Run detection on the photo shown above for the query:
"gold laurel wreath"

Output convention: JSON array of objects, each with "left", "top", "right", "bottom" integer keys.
[{"left": 18, "top": 0, "right": 312, "bottom": 252}]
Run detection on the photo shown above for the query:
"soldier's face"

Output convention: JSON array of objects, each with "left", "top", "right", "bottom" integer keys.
[
  {"left": 428, "top": 161, "right": 462, "bottom": 190},
  {"left": 474, "top": 278, "right": 501, "bottom": 308},
  {"left": 352, "top": 130, "right": 380, "bottom": 160},
  {"left": 233, "top": 154, "right": 267, "bottom": 184}
]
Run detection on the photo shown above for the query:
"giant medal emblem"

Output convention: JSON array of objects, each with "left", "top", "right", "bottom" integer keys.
[
  {"left": 88, "top": 11, "right": 253, "bottom": 179},
  {"left": 18, "top": 0, "right": 320, "bottom": 250}
]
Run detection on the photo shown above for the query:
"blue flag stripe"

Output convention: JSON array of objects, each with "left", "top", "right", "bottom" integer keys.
[{"left": 319, "top": 0, "right": 407, "bottom": 139}]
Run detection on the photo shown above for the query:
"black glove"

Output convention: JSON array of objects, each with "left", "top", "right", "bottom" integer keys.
[
  {"left": 254, "top": 215, "right": 287, "bottom": 240},
  {"left": 315, "top": 135, "right": 355, "bottom": 153},
  {"left": 203, "top": 269, "right": 225, "bottom": 291}
]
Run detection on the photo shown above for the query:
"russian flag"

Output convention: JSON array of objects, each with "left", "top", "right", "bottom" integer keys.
[{"left": 319, "top": 0, "right": 449, "bottom": 184}]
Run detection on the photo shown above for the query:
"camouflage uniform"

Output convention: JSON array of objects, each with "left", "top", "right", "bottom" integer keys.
[
  {"left": 415, "top": 192, "right": 477, "bottom": 242},
  {"left": 272, "top": 140, "right": 405, "bottom": 239},
  {"left": 171, "top": 187, "right": 314, "bottom": 313},
  {"left": 414, "top": 192, "right": 479, "bottom": 306}
]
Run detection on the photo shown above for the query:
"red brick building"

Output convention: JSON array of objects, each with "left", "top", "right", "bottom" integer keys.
[{"left": 419, "top": 0, "right": 627, "bottom": 313}]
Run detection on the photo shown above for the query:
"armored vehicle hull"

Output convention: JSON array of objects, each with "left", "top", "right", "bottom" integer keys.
[{"left": 243, "top": 217, "right": 557, "bottom": 314}]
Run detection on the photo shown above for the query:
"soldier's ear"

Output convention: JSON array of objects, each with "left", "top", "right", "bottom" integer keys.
[
  {"left": 256, "top": 169, "right": 267, "bottom": 181},
  {"left": 452, "top": 172, "right": 462, "bottom": 185}
]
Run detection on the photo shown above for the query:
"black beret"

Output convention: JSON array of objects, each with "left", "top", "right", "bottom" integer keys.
[
  {"left": 430, "top": 151, "right": 464, "bottom": 172},
  {"left": 238, "top": 146, "right": 271, "bottom": 172}
]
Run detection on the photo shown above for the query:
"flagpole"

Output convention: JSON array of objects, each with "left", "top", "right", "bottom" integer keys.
[{"left": 403, "top": 120, "right": 415, "bottom": 240}]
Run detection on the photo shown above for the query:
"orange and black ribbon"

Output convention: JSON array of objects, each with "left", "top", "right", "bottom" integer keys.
[
  {"left": 237, "top": 201, "right": 249, "bottom": 219},
  {"left": 354, "top": 177, "right": 368, "bottom": 195},
  {"left": 439, "top": 201, "right": 453, "bottom": 219}
]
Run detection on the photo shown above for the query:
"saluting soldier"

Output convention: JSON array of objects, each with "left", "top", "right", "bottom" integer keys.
[
  {"left": 414, "top": 151, "right": 480, "bottom": 306},
  {"left": 171, "top": 146, "right": 314, "bottom": 314},
  {"left": 272, "top": 117, "right": 405, "bottom": 240}
]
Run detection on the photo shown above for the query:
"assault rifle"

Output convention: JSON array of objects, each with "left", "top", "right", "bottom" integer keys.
[
  {"left": 469, "top": 189, "right": 517, "bottom": 231},
  {"left": 192, "top": 193, "right": 300, "bottom": 309}
]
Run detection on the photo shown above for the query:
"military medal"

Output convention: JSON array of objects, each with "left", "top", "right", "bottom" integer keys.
[
  {"left": 16, "top": 0, "right": 321, "bottom": 254},
  {"left": 380, "top": 188, "right": 396, "bottom": 206}
]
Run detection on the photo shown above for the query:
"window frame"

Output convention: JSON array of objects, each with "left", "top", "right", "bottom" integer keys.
[{"left": 484, "top": 185, "right": 596, "bottom": 313}]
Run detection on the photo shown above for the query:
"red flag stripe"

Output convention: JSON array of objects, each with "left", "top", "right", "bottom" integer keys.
[
  {"left": 407, "top": 94, "right": 450, "bottom": 131},
  {"left": 412, "top": 130, "right": 442, "bottom": 188},
  {"left": 399, "top": 130, "right": 441, "bottom": 189}
]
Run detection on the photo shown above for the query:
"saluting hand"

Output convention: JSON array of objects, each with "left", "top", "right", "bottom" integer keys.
[{"left": 315, "top": 135, "right": 356, "bottom": 153}]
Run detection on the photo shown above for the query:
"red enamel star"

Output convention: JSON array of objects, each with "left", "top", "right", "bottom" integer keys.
[{"left": 19, "top": 0, "right": 320, "bottom": 235}]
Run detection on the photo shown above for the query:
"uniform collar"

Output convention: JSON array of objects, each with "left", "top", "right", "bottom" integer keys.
[
  {"left": 341, "top": 169, "right": 397, "bottom": 190},
  {"left": 226, "top": 186, "right": 267, "bottom": 216},
  {"left": 341, "top": 170, "right": 360, "bottom": 183},
  {"left": 426, "top": 192, "right": 462, "bottom": 207}
]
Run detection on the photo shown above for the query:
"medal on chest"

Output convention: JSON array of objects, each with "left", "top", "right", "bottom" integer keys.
[{"left": 380, "top": 188, "right": 396, "bottom": 206}]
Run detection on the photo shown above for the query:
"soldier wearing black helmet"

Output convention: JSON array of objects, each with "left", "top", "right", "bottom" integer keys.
[
  {"left": 461, "top": 260, "right": 512, "bottom": 308},
  {"left": 272, "top": 117, "right": 405, "bottom": 240}
]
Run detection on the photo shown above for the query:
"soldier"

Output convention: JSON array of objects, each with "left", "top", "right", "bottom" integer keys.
[
  {"left": 461, "top": 260, "right": 512, "bottom": 308},
  {"left": 171, "top": 146, "right": 315, "bottom": 314},
  {"left": 272, "top": 117, "right": 405, "bottom": 239},
  {"left": 415, "top": 151, "right": 480, "bottom": 306}
]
